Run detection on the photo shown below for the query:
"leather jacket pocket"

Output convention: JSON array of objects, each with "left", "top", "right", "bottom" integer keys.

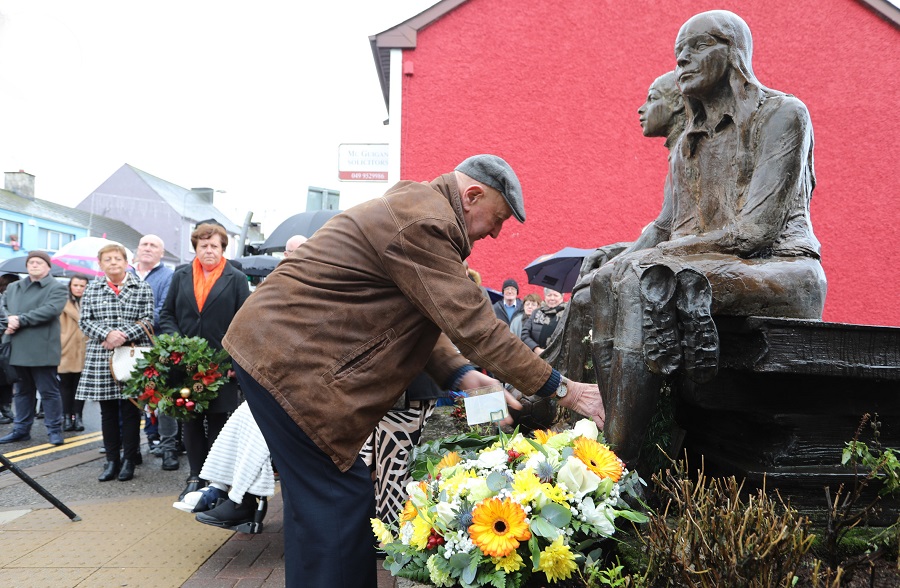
[{"left": 322, "top": 329, "right": 395, "bottom": 384}]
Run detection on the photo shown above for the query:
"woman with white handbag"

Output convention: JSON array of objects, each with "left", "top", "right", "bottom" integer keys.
[{"left": 76, "top": 243, "right": 154, "bottom": 482}]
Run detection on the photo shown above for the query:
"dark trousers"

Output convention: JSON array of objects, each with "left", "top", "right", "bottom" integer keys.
[
  {"left": 235, "top": 363, "right": 377, "bottom": 588},
  {"left": 183, "top": 412, "right": 228, "bottom": 477},
  {"left": 99, "top": 398, "right": 141, "bottom": 461},
  {"left": 59, "top": 372, "right": 84, "bottom": 417},
  {"left": 14, "top": 366, "right": 62, "bottom": 434}
]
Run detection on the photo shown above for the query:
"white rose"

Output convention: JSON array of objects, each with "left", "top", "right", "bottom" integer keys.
[
  {"left": 557, "top": 456, "right": 600, "bottom": 498},
  {"left": 475, "top": 448, "right": 509, "bottom": 470},
  {"left": 435, "top": 501, "right": 458, "bottom": 527},
  {"left": 573, "top": 419, "right": 600, "bottom": 441},
  {"left": 407, "top": 481, "right": 429, "bottom": 509}
]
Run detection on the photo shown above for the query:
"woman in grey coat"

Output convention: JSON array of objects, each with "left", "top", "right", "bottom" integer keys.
[{"left": 76, "top": 244, "right": 154, "bottom": 482}]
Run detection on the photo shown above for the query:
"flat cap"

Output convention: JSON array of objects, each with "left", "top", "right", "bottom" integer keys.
[
  {"left": 26, "top": 250, "right": 52, "bottom": 267},
  {"left": 455, "top": 154, "right": 525, "bottom": 222}
]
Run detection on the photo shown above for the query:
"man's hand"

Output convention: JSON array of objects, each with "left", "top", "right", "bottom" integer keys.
[
  {"left": 6, "top": 315, "right": 20, "bottom": 333},
  {"left": 557, "top": 380, "right": 605, "bottom": 429},
  {"left": 456, "top": 369, "right": 523, "bottom": 426}
]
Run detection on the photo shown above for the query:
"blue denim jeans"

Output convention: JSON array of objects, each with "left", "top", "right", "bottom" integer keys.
[{"left": 13, "top": 365, "right": 63, "bottom": 435}]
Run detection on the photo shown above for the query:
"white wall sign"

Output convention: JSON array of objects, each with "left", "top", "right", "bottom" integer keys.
[{"left": 338, "top": 143, "right": 389, "bottom": 182}]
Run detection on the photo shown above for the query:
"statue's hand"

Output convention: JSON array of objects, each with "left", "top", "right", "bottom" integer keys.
[
  {"left": 579, "top": 248, "right": 607, "bottom": 276},
  {"left": 558, "top": 380, "right": 605, "bottom": 429}
]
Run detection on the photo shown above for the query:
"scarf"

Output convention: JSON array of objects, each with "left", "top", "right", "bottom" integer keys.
[{"left": 192, "top": 257, "right": 226, "bottom": 312}]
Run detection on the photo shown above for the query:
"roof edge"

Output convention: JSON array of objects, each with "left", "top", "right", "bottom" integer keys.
[
  {"left": 370, "top": 0, "right": 471, "bottom": 111},
  {"left": 857, "top": 0, "right": 900, "bottom": 27}
]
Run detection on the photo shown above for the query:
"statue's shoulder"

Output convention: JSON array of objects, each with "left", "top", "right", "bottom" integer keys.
[{"left": 754, "top": 90, "right": 812, "bottom": 136}]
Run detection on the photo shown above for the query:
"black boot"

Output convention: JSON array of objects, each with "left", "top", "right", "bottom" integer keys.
[
  {"left": 117, "top": 459, "right": 136, "bottom": 481},
  {"left": 162, "top": 450, "right": 180, "bottom": 471},
  {"left": 73, "top": 415, "right": 84, "bottom": 431},
  {"left": 63, "top": 415, "right": 75, "bottom": 432},
  {"left": 195, "top": 495, "right": 258, "bottom": 528},
  {"left": 98, "top": 460, "right": 121, "bottom": 482},
  {"left": 0, "top": 404, "right": 13, "bottom": 425}
]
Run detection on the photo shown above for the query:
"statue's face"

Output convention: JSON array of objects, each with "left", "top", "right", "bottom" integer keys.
[
  {"left": 675, "top": 21, "right": 730, "bottom": 97},
  {"left": 638, "top": 82, "right": 677, "bottom": 138}
]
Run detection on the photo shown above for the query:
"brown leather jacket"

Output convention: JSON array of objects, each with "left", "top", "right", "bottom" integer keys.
[{"left": 223, "top": 174, "right": 553, "bottom": 471}]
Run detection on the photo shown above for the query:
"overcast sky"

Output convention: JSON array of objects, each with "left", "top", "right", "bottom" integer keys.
[{"left": 0, "top": 0, "right": 436, "bottom": 233}]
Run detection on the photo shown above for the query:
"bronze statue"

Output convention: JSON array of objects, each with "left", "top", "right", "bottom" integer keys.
[{"left": 547, "top": 10, "right": 827, "bottom": 466}]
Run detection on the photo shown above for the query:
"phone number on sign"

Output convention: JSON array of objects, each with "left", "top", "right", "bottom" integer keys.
[{"left": 341, "top": 171, "right": 388, "bottom": 181}]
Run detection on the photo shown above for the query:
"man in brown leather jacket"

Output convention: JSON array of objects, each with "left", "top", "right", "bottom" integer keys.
[{"left": 223, "top": 154, "right": 603, "bottom": 588}]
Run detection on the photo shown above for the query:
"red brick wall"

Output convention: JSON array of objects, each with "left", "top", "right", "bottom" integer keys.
[{"left": 396, "top": 0, "right": 900, "bottom": 326}]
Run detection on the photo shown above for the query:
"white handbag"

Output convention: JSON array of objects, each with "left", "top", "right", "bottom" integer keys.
[{"left": 109, "top": 323, "right": 154, "bottom": 382}]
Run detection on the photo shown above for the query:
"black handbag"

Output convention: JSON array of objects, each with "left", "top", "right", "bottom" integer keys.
[{"left": 0, "top": 340, "right": 19, "bottom": 386}]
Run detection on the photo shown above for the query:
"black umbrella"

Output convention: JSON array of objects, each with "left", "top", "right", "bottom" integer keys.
[
  {"left": 232, "top": 255, "right": 280, "bottom": 277},
  {"left": 259, "top": 210, "right": 342, "bottom": 253},
  {"left": 524, "top": 247, "right": 596, "bottom": 293},
  {"left": 0, "top": 255, "right": 66, "bottom": 277}
]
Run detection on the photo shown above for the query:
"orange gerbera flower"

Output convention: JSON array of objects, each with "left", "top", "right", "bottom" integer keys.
[
  {"left": 468, "top": 497, "right": 531, "bottom": 557},
  {"left": 573, "top": 437, "right": 623, "bottom": 482},
  {"left": 400, "top": 499, "right": 418, "bottom": 523},
  {"left": 435, "top": 451, "right": 461, "bottom": 471},
  {"left": 533, "top": 429, "right": 557, "bottom": 445}
]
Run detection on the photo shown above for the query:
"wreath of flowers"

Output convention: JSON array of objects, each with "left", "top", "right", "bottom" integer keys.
[
  {"left": 122, "top": 333, "right": 231, "bottom": 420},
  {"left": 371, "top": 419, "right": 648, "bottom": 587}
]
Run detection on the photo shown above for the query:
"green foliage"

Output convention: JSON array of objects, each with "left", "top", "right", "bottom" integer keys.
[
  {"left": 410, "top": 432, "right": 500, "bottom": 480},
  {"left": 121, "top": 333, "right": 231, "bottom": 419},
  {"left": 820, "top": 413, "right": 900, "bottom": 571}
]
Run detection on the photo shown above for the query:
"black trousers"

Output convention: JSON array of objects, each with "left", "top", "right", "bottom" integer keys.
[
  {"left": 99, "top": 398, "right": 141, "bottom": 461},
  {"left": 235, "top": 363, "right": 377, "bottom": 588},
  {"left": 59, "top": 372, "right": 84, "bottom": 417}
]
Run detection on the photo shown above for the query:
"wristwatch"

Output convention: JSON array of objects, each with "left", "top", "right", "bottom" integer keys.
[{"left": 555, "top": 379, "right": 568, "bottom": 399}]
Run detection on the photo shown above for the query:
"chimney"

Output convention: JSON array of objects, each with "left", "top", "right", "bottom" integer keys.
[
  {"left": 190, "top": 187, "right": 214, "bottom": 203},
  {"left": 5, "top": 170, "right": 35, "bottom": 200}
]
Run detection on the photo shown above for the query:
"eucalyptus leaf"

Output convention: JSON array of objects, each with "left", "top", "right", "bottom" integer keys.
[
  {"left": 487, "top": 470, "right": 510, "bottom": 492},
  {"left": 539, "top": 502, "right": 572, "bottom": 527},
  {"left": 530, "top": 516, "right": 558, "bottom": 538}
]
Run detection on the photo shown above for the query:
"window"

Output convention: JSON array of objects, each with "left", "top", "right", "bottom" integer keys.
[
  {"left": 38, "top": 229, "right": 75, "bottom": 251},
  {"left": 306, "top": 187, "right": 340, "bottom": 211},
  {"left": 0, "top": 220, "right": 23, "bottom": 245}
]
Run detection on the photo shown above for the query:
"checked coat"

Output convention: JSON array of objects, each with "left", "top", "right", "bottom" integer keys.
[{"left": 75, "top": 273, "right": 154, "bottom": 401}]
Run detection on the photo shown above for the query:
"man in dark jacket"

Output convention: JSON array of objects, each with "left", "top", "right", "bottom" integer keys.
[
  {"left": 492, "top": 278, "right": 523, "bottom": 325},
  {"left": 0, "top": 251, "right": 68, "bottom": 445},
  {"left": 222, "top": 154, "right": 604, "bottom": 588}
]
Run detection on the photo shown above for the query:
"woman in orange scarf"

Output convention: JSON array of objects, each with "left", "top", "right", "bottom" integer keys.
[{"left": 160, "top": 223, "right": 250, "bottom": 500}]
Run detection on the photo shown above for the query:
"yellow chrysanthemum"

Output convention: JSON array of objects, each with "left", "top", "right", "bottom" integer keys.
[
  {"left": 469, "top": 497, "right": 531, "bottom": 558},
  {"left": 540, "top": 481, "right": 571, "bottom": 505},
  {"left": 410, "top": 512, "right": 433, "bottom": 550},
  {"left": 538, "top": 535, "right": 577, "bottom": 582},
  {"left": 510, "top": 436, "right": 538, "bottom": 456},
  {"left": 370, "top": 518, "right": 394, "bottom": 546},
  {"left": 435, "top": 451, "right": 461, "bottom": 472},
  {"left": 493, "top": 550, "right": 525, "bottom": 573},
  {"left": 439, "top": 468, "right": 477, "bottom": 499},
  {"left": 533, "top": 429, "right": 558, "bottom": 445},
  {"left": 511, "top": 469, "right": 542, "bottom": 503},
  {"left": 573, "top": 436, "right": 623, "bottom": 482},
  {"left": 400, "top": 499, "right": 418, "bottom": 523}
]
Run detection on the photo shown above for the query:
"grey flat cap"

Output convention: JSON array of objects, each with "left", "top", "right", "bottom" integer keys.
[{"left": 455, "top": 154, "right": 525, "bottom": 222}]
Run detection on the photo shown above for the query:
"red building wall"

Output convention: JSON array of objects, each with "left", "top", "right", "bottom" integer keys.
[{"left": 395, "top": 0, "right": 900, "bottom": 326}]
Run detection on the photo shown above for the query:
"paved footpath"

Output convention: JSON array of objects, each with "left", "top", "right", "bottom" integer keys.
[{"left": 0, "top": 485, "right": 398, "bottom": 588}]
